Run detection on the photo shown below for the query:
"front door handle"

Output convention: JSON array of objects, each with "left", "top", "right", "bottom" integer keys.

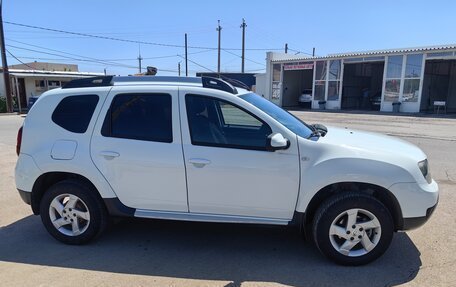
[
  {"left": 188, "top": 158, "right": 211, "bottom": 168},
  {"left": 100, "top": 151, "right": 120, "bottom": 159}
]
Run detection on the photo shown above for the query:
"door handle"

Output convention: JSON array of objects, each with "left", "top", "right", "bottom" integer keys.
[
  {"left": 188, "top": 158, "right": 211, "bottom": 168},
  {"left": 99, "top": 151, "right": 120, "bottom": 159}
]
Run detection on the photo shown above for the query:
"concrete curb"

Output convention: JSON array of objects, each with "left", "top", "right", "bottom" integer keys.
[{"left": 0, "top": 113, "right": 19, "bottom": 116}]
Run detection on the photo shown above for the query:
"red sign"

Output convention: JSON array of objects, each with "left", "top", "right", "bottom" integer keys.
[{"left": 283, "top": 62, "right": 314, "bottom": 70}]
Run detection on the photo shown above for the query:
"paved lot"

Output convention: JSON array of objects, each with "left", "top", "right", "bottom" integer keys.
[{"left": 0, "top": 112, "right": 455, "bottom": 287}]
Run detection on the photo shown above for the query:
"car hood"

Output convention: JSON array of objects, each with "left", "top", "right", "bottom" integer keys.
[{"left": 317, "top": 126, "right": 426, "bottom": 161}]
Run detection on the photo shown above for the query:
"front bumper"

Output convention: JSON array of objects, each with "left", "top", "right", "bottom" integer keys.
[
  {"left": 402, "top": 199, "right": 438, "bottom": 230},
  {"left": 389, "top": 179, "right": 439, "bottom": 230},
  {"left": 389, "top": 180, "right": 439, "bottom": 217},
  {"left": 17, "top": 189, "right": 32, "bottom": 205}
]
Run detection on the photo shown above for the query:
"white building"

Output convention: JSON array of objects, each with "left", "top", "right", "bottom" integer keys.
[
  {"left": 0, "top": 62, "right": 103, "bottom": 111},
  {"left": 263, "top": 44, "right": 456, "bottom": 113}
]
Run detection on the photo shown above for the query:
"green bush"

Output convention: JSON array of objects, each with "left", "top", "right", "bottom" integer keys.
[{"left": 0, "top": 97, "right": 6, "bottom": 113}]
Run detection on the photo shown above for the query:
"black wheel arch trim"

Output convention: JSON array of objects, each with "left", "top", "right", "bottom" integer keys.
[{"left": 103, "top": 197, "right": 136, "bottom": 217}]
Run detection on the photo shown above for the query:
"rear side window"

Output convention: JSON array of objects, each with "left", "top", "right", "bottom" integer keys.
[
  {"left": 52, "top": 95, "right": 99, "bottom": 133},
  {"left": 101, "top": 93, "right": 172, "bottom": 143}
]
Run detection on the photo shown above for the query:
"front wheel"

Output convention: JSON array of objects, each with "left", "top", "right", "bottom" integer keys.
[
  {"left": 312, "top": 192, "right": 394, "bottom": 265},
  {"left": 40, "top": 179, "right": 108, "bottom": 244}
]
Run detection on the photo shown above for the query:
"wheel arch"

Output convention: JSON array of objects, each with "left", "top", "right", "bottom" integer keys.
[
  {"left": 302, "top": 182, "right": 403, "bottom": 235},
  {"left": 31, "top": 172, "right": 102, "bottom": 215}
]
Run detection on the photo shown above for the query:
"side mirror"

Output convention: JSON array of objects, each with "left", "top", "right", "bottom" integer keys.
[{"left": 266, "top": 133, "right": 290, "bottom": 151}]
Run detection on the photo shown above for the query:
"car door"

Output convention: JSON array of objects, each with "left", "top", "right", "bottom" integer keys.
[
  {"left": 180, "top": 88, "right": 300, "bottom": 220},
  {"left": 91, "top": 86, "right": 188, "bottom": 212}
]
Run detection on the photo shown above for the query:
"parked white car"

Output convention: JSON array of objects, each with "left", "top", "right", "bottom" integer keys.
[{"left": 15, "top": 76, "right": 438, "bottom": 265}]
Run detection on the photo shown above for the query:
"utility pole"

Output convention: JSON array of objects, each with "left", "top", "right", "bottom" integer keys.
[
  {"left": 0, "top": 0, "right": 13, "bottom": 113},
  {"left": 184, "top": 33, "right": 188, "bottom": 76},
  {"left": 285, "top": 43, "right": 288, "bottom": 54},
  {"left": 178, "top": 62, "right": 181, "bottom": 76},
  {"left": 137, "top": 45, "right": 143, "bottom": 73},
  {"left": 312, "top": 47, "right": 315, "bottom": 57},
  {"left": 216, "top": 20, "right": 222, "bottom": 74},
  {"left": 240, "top": 18, "right": 246, "bottom": 73}
]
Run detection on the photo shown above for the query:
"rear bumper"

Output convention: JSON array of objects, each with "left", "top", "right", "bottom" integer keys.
[
  {"left": 402, "top": 199, "right": 438, "bottom": 230},
  {"left": 17, "top": 189, "right": 32, "bottom": 205}
]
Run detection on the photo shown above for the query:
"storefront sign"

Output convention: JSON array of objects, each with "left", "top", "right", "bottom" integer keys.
[{"left": 283, "top": 62, "right": 314, "bottom": 70}]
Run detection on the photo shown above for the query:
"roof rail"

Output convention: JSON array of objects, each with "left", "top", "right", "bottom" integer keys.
[
  {"left": 221, "top": 77, "right": 251, "bottom": 91},
  {"left": 201, "top": 76, "right": 238, "bottom": 94},
  {"left": 62, "top": 75, "right": 239, "bottom": 94},
  {"left": 113, "top": 76, "right": 201, "bottom": 84},
  {"left": 62, "top": 76, "right": 114, "bottom": 89}
]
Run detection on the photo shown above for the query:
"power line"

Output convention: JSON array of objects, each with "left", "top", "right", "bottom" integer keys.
[
  {"left": 178, "top": 54, "right": 216, "bottom": 73},
  {"left": 7, "top": 38, "right": 215, "bottom": 61},
  {"left": 4, "top": 21, "right": 283, "bottom": 51},
  {"left": 222, "top": 49, "right": 265, "bottom": 66},
  {"left": 5, "top": 49, "right": 34, "bottom": 69},
  {"left": 288, "top": 48, "right": 315, "bottom": 57},
  {"left": 7, "top": 41, "right": 212, "bottom": 73},
  {"left": 6, "top": 44, "right": 138, "bottom": 69},
  {"left": 6, "top": 39, "right": 137, "bottom": 68},
  {"left": 6, "top": 50, "right": 178, "bottom": 73}
]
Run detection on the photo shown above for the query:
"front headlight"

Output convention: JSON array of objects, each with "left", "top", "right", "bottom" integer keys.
[{"left": 418, "top": 159, "right": 432, "bottom": 183}]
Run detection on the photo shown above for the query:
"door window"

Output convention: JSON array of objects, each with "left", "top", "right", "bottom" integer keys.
[
  {"left": 186, "top": 94, "right": 272, "bottom": 150},
  {"left": 102, "top": 93, "right": 172, "bottom": 143}
]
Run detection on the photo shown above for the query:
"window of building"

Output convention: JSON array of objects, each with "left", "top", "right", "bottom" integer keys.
[
  {"left": 102, "top": 93, "right": 172, "bottom": 143},
  {"left": 384, "top": 55, "right": 403, "bottom": 102},
  {"left": 52, "top": 95, "right": 99, "bottom": 133},
  {"left": 271, "top": 64, "right": 281, "bottom": 101},
  {"left": 328, "top": 60, "right": 341, "bottom": 101},
  {"left": 186, "top": 94, "right": 272, "bottom": 150},
  {"left": 403, "top": 54, "right": 423, "bottom": 102},
  {"left": 314, "top": 61, "right": 327, "bottom": 101},
  {"left": 35, "top": 80, "right": 46, "bottom": 91}
]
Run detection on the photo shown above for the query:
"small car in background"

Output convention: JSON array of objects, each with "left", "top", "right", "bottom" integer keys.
[{"left": 298, "top": 89, "right": 312, "bottom": 108}]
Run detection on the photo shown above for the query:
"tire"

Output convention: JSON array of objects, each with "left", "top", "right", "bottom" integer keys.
[
  {"left": 40, "top": 179, "right": 108, "bottom": 245},
  {"left": 312, "top": 192, "right": 394, "bottom": 265}
]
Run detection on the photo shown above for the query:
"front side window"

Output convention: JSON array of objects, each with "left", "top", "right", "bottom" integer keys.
[
  {"left": 186, "top": 94, "right": 272, "bottom": 150},
  {"left": 102, "top": 93, "right": 172, "bottom": 143},
  {"left": 240, "top": 93, "right": 313, "bottom": 138},
  {"left": 52, "top": 95, "right": 99, "bottom": 133}
]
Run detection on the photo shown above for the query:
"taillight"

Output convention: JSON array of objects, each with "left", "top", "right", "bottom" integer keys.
[{"left": 16, "top": 126, "right": 23, "bottom": 156}]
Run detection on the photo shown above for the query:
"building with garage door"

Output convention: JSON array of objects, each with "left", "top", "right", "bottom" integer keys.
[{"left": 262, "top": 44, "right": 456, "bottom": 113}]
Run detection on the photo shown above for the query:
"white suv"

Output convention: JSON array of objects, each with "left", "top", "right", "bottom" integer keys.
[{"left": 15, "top": 76, "right": 438, "bottom": 265}]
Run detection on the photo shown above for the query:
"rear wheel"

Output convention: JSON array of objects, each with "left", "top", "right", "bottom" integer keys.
[
  {"left": 40, "top": 179, "right": 108, "bottom": 244},
  {"left": 312, "top": 192, "right": 394, "bottom": 265}
]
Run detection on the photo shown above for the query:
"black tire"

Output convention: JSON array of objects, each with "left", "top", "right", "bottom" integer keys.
[
  {"left": 40, "top": 179, "right": 108, "bottom": 245},
  {"left": 312, "top": 192, "right": 394, "bottom": 265}
]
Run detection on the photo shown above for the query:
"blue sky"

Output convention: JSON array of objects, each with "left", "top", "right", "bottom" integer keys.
[{"left": 4, "top": 0, "right": 456, "bottom": 76}]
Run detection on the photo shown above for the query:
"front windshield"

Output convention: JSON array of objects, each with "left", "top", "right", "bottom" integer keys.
[{"left": 239, "top": 93, "right": 313, "bottom": 138}]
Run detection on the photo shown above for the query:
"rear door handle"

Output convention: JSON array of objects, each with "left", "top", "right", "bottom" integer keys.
[
  {"left": 100, "top": 151, "right": 120, "bottom": 159},
  {"left": 188, "top": 158, "right": 211, "bottom": 168}
]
